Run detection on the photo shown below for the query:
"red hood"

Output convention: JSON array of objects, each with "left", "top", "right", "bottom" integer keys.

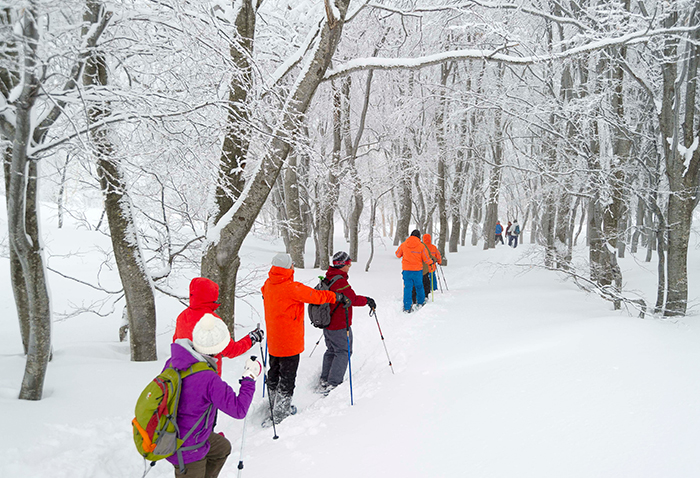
[
  {"left": 189, "top": 277, "right": 220, "bottom": 310},
  {"left": 422, "top": 234, "right": 432, "bottom": 245}
]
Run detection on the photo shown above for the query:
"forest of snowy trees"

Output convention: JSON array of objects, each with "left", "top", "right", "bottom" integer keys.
[{"left": 1, "top": 0, "right": 699, "bottom": 400}]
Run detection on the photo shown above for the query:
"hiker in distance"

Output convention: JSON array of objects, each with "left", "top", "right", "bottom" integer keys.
[
  {"left": 168, "top": 314, "right": 261, "bottom": 477},
  {"left": 173, "top": 277, "right": 264, "bottom": 375},
  {"left": 495, "top": 221, "right": 505, "bottom": 245},
  {"left": 505, "top": 221, "right": 513, "bottom": 247},
  {"left": 318, "top": 251, "right": 377, "bottom": 396},
  {"left": 395, "top": 229, "right": 432, "bottom": 313},
  {"left": 510, "top": 220, "right": 521, "bottom": 248},
  {"left": 261, "top": 253, "right": 351, "bottom": 426},
  {"left": 422, "top": 234, "right": 442, "bottom": 294}
]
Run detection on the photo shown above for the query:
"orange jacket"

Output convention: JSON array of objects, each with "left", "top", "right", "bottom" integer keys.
[
  {"left": 422, "top": 234, "right": 442, "bottom": 273},
  {"left": 261, "top": 266, "right": 337, "bottom": 357},
  {"left": 395, "top": 235, "right": 432, "bottom": 271},
  {"left": 173, "top": 277, "right": 252, "bottom": 376}
]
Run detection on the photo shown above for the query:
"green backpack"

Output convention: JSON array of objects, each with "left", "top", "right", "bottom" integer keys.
[{"left": 132, "top": 361, "right": 215, "bottom": 472}]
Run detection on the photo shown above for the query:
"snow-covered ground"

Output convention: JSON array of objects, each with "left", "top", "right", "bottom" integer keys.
[{"left": 1, "top": 215, "right": 699, "bottom": 478}]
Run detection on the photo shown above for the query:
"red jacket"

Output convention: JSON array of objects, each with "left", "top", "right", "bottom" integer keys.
[
  {"left": 261, "top": 266, "right": 336, "bottom": 357},
  {"left": 173, "top": 277, "right": 252, "bottom": 375},
  {"left": 325, "top": 267, "right": 368, "bottom": 330}
]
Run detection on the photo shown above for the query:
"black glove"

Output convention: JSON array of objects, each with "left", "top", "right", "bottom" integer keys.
[
  {"left": 366, "top": 297, "right": 376, "bottom": 310},
  {"left": 336, "top": 292, "right": 351, "bottom": 308},
  {"left": 248, "top": 328, "right": 264, "bottom": 344}
]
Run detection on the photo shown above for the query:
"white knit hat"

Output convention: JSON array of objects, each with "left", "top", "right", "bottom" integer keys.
[
  {"left": 192, "top": 314, "right": 230, "bottom": 355},
  {"left": 271, "top": 253, "right": 293, "bottom": 269}
]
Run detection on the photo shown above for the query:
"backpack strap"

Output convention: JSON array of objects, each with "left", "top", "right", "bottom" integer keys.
[
  {"left": 172, "top": 362, "right": 217, "bottom": 474},
  {"left": 326, "top": 275, "right": 346, "bottom": 315}
]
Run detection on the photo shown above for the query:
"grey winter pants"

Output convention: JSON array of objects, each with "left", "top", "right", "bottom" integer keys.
[{"left": 321, "top": 327, "right": 353, "bottom": 386}]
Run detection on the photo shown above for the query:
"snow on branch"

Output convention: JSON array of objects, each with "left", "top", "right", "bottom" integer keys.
[
  {"left": 367, "top": 1, "right": 591, "bottom": 32},
  {"left": 324, "top": 25, "right": 700, "bottom": 81}
]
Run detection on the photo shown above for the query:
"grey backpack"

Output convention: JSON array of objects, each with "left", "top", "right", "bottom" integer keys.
[{"left": 308, "top": 275, "right": 343, "bottom": 328}]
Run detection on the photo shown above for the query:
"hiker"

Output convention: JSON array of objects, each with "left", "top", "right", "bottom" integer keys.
[
  {"left": 167, "top": 314, "right": 261, "bottom": 478},
  {"left": 261, "top": 253, "right": 350, "bottom": 425},
  {"left": 505, "top": 221, "right": 513, "bottom": 246},
  {"left": 422, "top": 234, "right": 442, "bottom": 293},
  {"left": 318, "top": 251, "right": 376, "bottom": 395},
  {"left": 395, "top": 229, "right": 432, "bottom": 313},
  {"left": 495, "top": 221, "right": 505, "bottom": 245},
  {"left": 511, "top": 220, "right": 521, "bottom": 248},
  {"left": 173, "top": 277, "right": 264, "bottom": 375}
]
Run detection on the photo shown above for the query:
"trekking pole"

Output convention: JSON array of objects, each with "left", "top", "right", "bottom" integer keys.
[
  {"left": 370, "top": 308, "right": 394, "bottom": 374},
  {"left": 259, "top": 341, "right": 279, "bottom": 440},
  {"left": 436, "top": 268, "right": 444, "bottom": 293},
  {"left": 431, "top": 271, "right": 435, "bottom": 302},
  {"left": 236, "top": 384, "right": 251, "bottom": 477},
  {"left": 438, "top": 263, "right": 449, "bottom": 290},
  {"left": 345, "top": 306, "right": 353, "bottom": 406},
  {"left": 255, "top": 324, "right": 266, "bottom": 398},
  {"left": 309, "top": 331, "right": 324, "bottom": 357}
]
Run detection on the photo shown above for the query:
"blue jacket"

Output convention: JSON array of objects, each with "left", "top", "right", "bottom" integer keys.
[{"left": 495, "top": 224, "right": 503, "bottom": 234}]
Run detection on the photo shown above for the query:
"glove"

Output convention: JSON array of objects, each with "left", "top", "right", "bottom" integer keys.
[
  {"left": 336, "top": 292, "right": 351, "bottom": 308},
  {"left": 248, "top": 328, "right": 264, "bottom": 344},
  {"left": 366, "top": 297, "right": 376, "bottom": 310},
  {"left": 242, "top": 357, "right": 262, "bottom": 380}
]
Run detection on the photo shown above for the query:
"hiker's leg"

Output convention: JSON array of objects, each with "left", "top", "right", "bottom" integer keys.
[
  {"left": 320, "top": 330, "right": 335, "bottom": 382},
  {"left": 204, "top": 432, "right": 231, "bottom": 478},
  {"left": 402, "top": 271, "right": 413, "bottom": 311},
  {"left": 277, "top": 354, "right": 300, "bottom": 397},
  {"left": 326, "top": 328, "right": 351, "bottom": 386},
  {"left": 174, "top": 458, "right": 205, "bottom": 478},
  {"left": 267, "top": 354, "right": 281, "bottom": 392}
]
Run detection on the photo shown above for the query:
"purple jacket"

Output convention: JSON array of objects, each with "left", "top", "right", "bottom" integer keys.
[{"left": 165, "top": 340, "right": 255, "bottom": 466}]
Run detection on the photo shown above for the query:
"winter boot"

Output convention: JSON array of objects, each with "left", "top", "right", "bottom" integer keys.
[{"left": 272, "top": 392, "right": 295, "bottom": 425}]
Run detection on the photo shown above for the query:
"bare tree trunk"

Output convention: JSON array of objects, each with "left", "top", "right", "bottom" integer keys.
[
  {"left": 212, "top": 0, "right": 258, "bottom": 224},
  {"left": 3, "top": 147, "right": 30, "bottom": 355},
  {"left": 393, "top": 141, "right": 413, "bottom": 245},
  {"left": 449, "top": 109, "right": 469, "bottom": 253},
  {"left": 199, "top": 0, "right": 260, "bottom": 331},
  {"left": 202, "top": 1, "right": 350, "bottom": 326},
  {"left": 8, "top": 9, "right": 51, "bottom": 399},
  {"left": 344, "top": 69, "right": 373, "bottom": 262},
  {"left": 0, "top": 9, "right": 29, "bottom": 354},
  {"left": 630, "top": 195, "right": 644, "bottom": 254},
  {"left": 283, "top": 153, "right": 305, "bottom": 267},
  {"left": 658, "top": 7, "right": 700, "bottom": 316},
  {"left": 435, "top": 62, "right": 452, "bottom": 259},
  {"left": 84, "top": 0, "right": 156, "bottom": 362}
]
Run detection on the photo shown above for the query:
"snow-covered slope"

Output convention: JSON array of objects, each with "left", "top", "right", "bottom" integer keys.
[{"left": 1, "top": 227, "right": 699, "bottom": 478}]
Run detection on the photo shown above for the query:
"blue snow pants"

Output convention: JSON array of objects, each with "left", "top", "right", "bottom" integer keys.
[{"left": 403, "top": 270, "right": 425, "bottom": 311}]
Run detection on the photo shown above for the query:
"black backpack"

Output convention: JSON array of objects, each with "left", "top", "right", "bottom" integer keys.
[{"left": 308, "top": 275, "right": 343, "bottom": 329}]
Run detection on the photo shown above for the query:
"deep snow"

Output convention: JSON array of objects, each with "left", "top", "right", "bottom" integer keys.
[{"left": 1, "top": 215, "right": 699, "bottom": 478}]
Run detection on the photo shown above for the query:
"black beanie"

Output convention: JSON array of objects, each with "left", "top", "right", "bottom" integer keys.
[
  {"left": 410, "top": 229, "right": 421, "bottom": 238},
  {"left": 332, "top": 251, "right": 352, "bottom": 267}
]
